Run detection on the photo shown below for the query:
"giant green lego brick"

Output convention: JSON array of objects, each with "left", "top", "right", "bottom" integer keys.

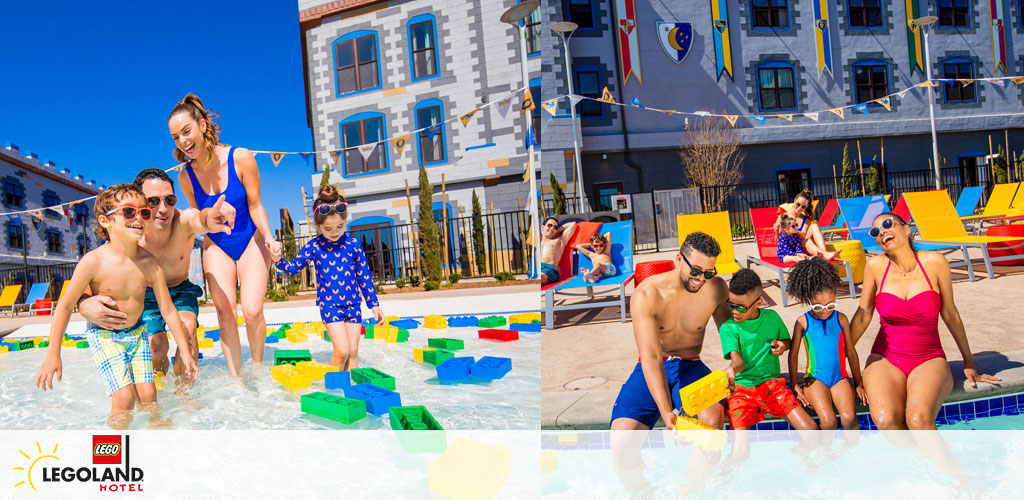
[
  {"left": 478, "top": 315, "right": 507, "bottom": 328},
  {"left": 351, "top": 367, "right": 396, "bottom": 390},
  {"left": 75, "top": 340, "right": 89, "bottom": 349},
  {"left": 427, "top": 338, "right": 464, "bottom": 351},
  {"left": 273, "top": 349, "right": 313, "bottom": 366},
  {"left": 273, "top": 325, "right": 289, "bottom": 339},
  {"left": 423, "top": 349, "right": 455, "bottom": 366},
  {"left": 2, "top": 339, "right": 34, "bottom": 351},
  {"left": 390, "top": 406, "right": 447, "bottom": 454},
  {"left": 300, "top": 391, "right": 366, "bottom": 424}
]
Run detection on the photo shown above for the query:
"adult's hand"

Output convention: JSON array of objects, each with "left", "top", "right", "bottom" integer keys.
[
  {"left": 207, "top": 195, "right": 235, "bottom": 234},
  {"left": 964, "top": 368, "right": 1001, "bottom": 388},
  {"left": 79, "top": 294, "right": 129, "bottom": 330}
]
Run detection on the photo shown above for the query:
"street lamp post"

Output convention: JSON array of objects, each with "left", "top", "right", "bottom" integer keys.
[
  {"left": 501, "top": 0, "right": 540, "bottom": 279},
  {"left": 914, "top": 16, "right": 941, "bottom": 189},
  {"left": 551, "top": 21, "right": 587, "bottom": 214}
]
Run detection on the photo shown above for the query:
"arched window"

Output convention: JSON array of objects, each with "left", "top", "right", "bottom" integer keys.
[
  {"left": 339, "top": 112, "right": 388, "bottom": 176},
  {"left": 333, "top": 30, "right": 382, "bottom": 97},
  {"left": 415, "top": 99, "right": 448, "bottom": 166},
  {"left": 852, "top": 59, "right": 889, "bottom": 104},
  {"left": 941, "top": 58, "right": 975, "bottom": 103},
  {"left": 755, "top": 61, "right": 797, "bottom": 112},
  {"left": 407, "top": 14, "right": 440, "bottom": 81}
]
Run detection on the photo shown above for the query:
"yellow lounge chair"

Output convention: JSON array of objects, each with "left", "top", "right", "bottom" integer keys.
[
  {"left": 902, "top": 190, "right": 1024, "bottom": 279},
  {"left": 52, "top": 280, "right": 69, "bottom": 311},
  {"left": 0, "top": 284, "right": 23, "bottom": 316},
  {"left": 966, "top": 182, "right": 1019, "bottom": 223},
  {"left": 676, "top": 211, "right": 741, "bottom": 275}
]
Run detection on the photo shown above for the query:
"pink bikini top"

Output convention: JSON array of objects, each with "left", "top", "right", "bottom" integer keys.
[{"left": 874, "top": 254, "right": 942, "bottom": 353}]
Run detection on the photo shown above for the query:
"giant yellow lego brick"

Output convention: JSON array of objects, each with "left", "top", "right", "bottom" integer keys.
[
  {"left": 541, "top": 450, "right": 558, "bottom": 474},
  {"left": 62, "top": 339, "right": 76, "bottom": 348},
  {"left": 33, "top": 337, "right": 46, "bottom": 346},
  {"left": 383, "top": 315, "right": 399, "bottom": 325},
  {"left": 679, "top": 370, "right": 729, "bottom": 417},
  {"left": 674, "top": 417, "right": 727, "bottom": 451},
  {"left": 414, "top": 347, "right": 436, "bottom": 362},
  {"left": 424, "top": 315, "right": 447, "bottom": 329},
  {"left": 271, "top": 364, "right": 313, "bottom": 391},
  {"left": 286, "top": 331, "right": 309, "bottom": 343},
  {"left": 291, "top": 322, "right": 306, "bottom": 330},
  {"left": 154, "top": 372, "right": 167, "bottom": 390},
  {"left": 294, "top": 360, "right": 339, "bottom": 381},
  {"left": 509, "top": 312, "right": 541, "bottom": 323},
  {"left": 429, "top": 438, "right": 511, "bottom": 500},
  {"left": 198, "top": 338, "right": 214, "bottom": 349},
  {"left": 0, "top": 345, "right": 8, "bottom": 354}
]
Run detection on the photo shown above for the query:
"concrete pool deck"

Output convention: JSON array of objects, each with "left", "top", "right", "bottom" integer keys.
[{"left": 542, "top": 241, "right": 1024, "bottom": 429}]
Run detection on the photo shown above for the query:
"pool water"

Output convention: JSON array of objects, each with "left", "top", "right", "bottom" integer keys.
[{"left": 0, "top": 315, "right": 539, "bottom": 430}]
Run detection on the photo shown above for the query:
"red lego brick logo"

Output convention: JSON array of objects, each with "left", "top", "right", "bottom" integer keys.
[{"left": 92, "top": 435, "right": 122, "bottom": 465}]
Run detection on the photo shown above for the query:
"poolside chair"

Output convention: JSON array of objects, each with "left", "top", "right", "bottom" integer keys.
[
  {"left": 544, "top": 221, "right": 635, "bottom": 329},
  {"left": 745, "top": 207, "right": 856, "bottom": 307},
  {"left": 0, "top": 284, "right": 22, "bottom": 316},
  {"left": 542, "top": 221, "right": 600, "bottom": 329},
  {"left": 676, "top": 211, "right": 741, "bottom": 275},
  {"left": 902, "top": 190, "right": 1024, "bottom": 279},
  {"left": 13, "top": 282, "right": 50, "bottom": 317},
  {"left": 954, "top": 186, "right": 985, "bottom": 217},
  {"left": 53, "top": 280, "right": 69, "bottom": 310},
  {"left": 973, "top": 182, "right": 1024, "bottom": 228},
  {"left": 817, "top": 198, "right": 848, "bottom": 239}
]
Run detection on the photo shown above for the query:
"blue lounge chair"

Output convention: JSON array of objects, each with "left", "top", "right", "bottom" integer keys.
[
  {"left": 544, "top": 221, "right": 635, "bottom": 329},
  {"left": 954, "top": 186, "right": 984, "bottom": 217},
  {"left": 13, "top": 282, "right": 49, "bottom": 317}
]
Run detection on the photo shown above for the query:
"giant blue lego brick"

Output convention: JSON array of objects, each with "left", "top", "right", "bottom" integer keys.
[
  {"left": 362, "top": 318, "right": 378, "bottom": 326},
  {"left": 265, "top": 335, "right": 279, "bottom": 344},
  {"left": 389, "top": 319, "right": 419, "bottom": 330},
  {"left": 436, "top": 357, "right": 475, "bottom": 382},
  {"left": 343, "top": 383, "right": 402, "bottom": 415},
  {"left": 446, "top": 316, "right": 478, "bottom": 328},
  {"left": 325, "top": 371, "right": 351, "bottom": 389},
  {"left": 508, "top": 322, "right": 541, "bottom": 333},
  {"left": 203, "top": 329, "right": 220, "bottom": 341},
  {"left": 470, "top": 356, "right": 512, "bottom": 380}
]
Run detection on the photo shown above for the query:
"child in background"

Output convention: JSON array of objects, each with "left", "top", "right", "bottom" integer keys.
[
  {"left": 787, "top": 257, "right": 866, "bottom": 430},
  {"left": 271, "top": 185, "right": 384, "bottom": 371},
  {"left": 777, "top": 214, "right": 812, "bottom": 263},
  {"left": 577, "top": 232, "right": 616, "bottom": 283},
  {"left": 35, "top": 184, "right": 198, "bottom": 429},
  {"left": 719, "top": 269, "right": 817, "bottom": 430}
]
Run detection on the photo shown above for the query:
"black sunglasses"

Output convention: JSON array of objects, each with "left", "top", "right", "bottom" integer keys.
[
  {"left": 868, "top": 217, "right": 897, "bottom": 238},
  {"left": 146, "top": 195, "right": 178, "bottom": 209},
  {"left": 680, "top": 252, "right": 717, "bottom": 280},
  {"left": 315, "top": 202, "right": 348, "bottom": 216}
]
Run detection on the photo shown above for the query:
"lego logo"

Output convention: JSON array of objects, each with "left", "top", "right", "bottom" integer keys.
[{"left": 94, "top": 444, "right": 120, "bottom": 456}]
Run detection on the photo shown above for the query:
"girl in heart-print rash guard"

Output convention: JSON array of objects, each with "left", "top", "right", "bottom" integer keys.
[{"left": 272, "top": 185, "right": 383, "bottom": 371}]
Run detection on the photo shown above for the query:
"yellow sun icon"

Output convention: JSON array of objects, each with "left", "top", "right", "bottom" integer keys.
[{"left": 13, "top": 442, "right": 60, "bottom": 492}]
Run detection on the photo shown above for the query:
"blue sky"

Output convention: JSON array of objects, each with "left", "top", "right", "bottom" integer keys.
[{"left": 0, "top": 1, "right": 312, "bottom": 233}]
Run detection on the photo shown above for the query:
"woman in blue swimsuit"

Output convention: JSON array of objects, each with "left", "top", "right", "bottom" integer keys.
[{"left": 168, "top": 94, "right": 279, "bottom": 376}]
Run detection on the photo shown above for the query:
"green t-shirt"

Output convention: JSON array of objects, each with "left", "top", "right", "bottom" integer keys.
[{"left": 719, "top": 308, "right": 790, "bottom": 388}]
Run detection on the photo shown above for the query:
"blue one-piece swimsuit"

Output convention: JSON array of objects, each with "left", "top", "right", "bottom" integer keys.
[
  {"left": 185, "top": 146, "right": 257, "bottom": 260},
  {"left": 274, "top": 234, "right": 380, "bottom": 324}
]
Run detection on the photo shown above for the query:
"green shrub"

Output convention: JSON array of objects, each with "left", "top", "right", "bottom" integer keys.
[
  {"left": 285, "top": 285, "right": 299, "bottom": 296},
  {"left": 395, "top": 278, "right": 407, "bottom": 289},
  {"left": 495, "top": 271, "right": 517, "bottom": 282},
  {"left": 265, "top": 289, "right": 287, "bottom": 302},
  {"left": 448, "top": 273, "right": 462, "bottom": 284},
  {"left": 424, "top": 280, "right": 440, "bottom": 291},
  {"left": 410, "top": 276, "right": 421, "bottom": 287},
  {"left": 375, "top": 281, "right": 386, "bottom": 294},
  {"left": 730, "top": 223, "right": 752, "bottom": 238}
]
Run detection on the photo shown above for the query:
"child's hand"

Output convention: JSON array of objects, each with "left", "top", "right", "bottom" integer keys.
[
  {"left": 794, "top": 385, "right": 809, "bottom": 406},
  {"left": 769, "top": 339, "right": 787, "bottom": 356},
  {"left": 181, "top": 355, "right": 198, "bottom": 381},
  {"left": 269, "top": 241, "right": 283, "bottom": 262},
  {"left": 36, "top": 355, "right": 62, "bottom": 391},
  {"left": 855, "top": 385, "right": 868, "bottom": 405},
  {"left": 371, "top": 306, "right": 384, "bottom": 325},
  {"left": 724, "top": 366, "right": 736, "bottom": 384}
]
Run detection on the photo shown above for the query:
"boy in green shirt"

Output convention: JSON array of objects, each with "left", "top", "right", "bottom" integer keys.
[{"left": 719, "top": 269, "right": 816, "bottom": 430}]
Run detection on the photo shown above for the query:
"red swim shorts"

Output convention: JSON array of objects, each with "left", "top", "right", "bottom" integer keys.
[{"left": 727, "top": 377, "right": 800, "bottom": 429}]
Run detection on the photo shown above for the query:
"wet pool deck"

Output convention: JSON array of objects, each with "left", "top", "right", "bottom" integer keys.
[{"left": 542, "top": 240, "right": 1024, "bottom": 429}]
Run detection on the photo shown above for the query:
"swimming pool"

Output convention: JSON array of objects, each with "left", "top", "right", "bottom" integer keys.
[{"left": 0, "top": 309, "right": 540, "bottom": 430}]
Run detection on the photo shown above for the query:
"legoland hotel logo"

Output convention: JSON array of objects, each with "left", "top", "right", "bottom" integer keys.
[{"left": 13, "top": 435, "right": 144, "bottom": 492}]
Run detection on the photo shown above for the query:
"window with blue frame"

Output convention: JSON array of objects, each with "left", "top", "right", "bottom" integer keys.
[
  {"left": 523, "top": 2, "right": 541, "bottom": 55},
  {"left": 6, "top": 221, "right": 23, "bottom": 249},
  {"left": 848, "top": 0, "right": 883, "bottom": 28},
  {"left": 43, "top": 190, "right": 60, "bottom": 217},
  {"left": 531, "top": 80, "right": 541, "bottom": 146},
  {"left": 567, "top": 0, "right": 594, "bottom": 29},
  {"left": 854, "top": 61, "right": 889, "bottom": 103},
  {"left": 943, "top": 59, "right": 975, "bottom": 102},
  {"left": 4, "top": 178, "right": 24, "bottom": 208},
  {"left": 47, "top": 229, "right": 62, "bottom": 253},
  {"left": 74, "top": 204, "right": 89, "bottom": 225},
  {"left": 574, "top": 67, "right": 603, "bottom": 118},
  {"left": 334, "top": 32, "right": 380, "bottom": 95},
  {"left": 415, "top": 101, "right": 447, "bottom": 165},
  {"left": 409, "top": 16, "right": 438, "bottom": 80},
  {"left": 752, "top": 0, "right": 790, "bottom": 29},
  {"left": 341, "top": 114, "right": 387, "bottom": 175},
  {"left": 937, "top": 0, "right": 969, "bottom": 28},
  {"left": 756, "top": 63, "right": 796, "bottom": 111}
]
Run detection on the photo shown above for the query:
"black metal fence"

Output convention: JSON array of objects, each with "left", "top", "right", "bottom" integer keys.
[{"left": 0, "top": 262, "right": 77, "bottom": 305}]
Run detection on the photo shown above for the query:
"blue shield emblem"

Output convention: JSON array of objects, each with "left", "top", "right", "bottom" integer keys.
[{"left": 657, "top": 22, "right": 692, "bottom": 64}]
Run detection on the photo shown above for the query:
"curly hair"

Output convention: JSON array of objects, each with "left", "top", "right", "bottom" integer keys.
[
  {"left": 786, "top": 257, "right": 843, "bottom": 305},
  {"left": 729, "top": 269, "right": 762, "bottom": 296},
  {"left": 680, "top": 232, "right": 721, "bottom": 258}
]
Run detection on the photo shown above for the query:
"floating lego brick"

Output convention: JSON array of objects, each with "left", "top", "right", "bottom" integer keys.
[
  {"left": 351, "top": 367, "right": 396, "bottom": 390},
  {"left": 361, "top": 318, "right": 377, "bottom": 326},
  {"left": 428, "top": 438, "right": 511, "bottom": 500},
  {"left": 436, "top": 357, "right": 475, "bottom": 382},
  {"left": 265, "top": 335, "right": 279, "bottom": 344},
  {"left": 470, "top": 356, "right": 512, "bottom": 380},
  {"left": 478, "top": 329, "right": 518, "bottom": 342},
  {"left": 0, "top": 345, "right": 8, "bottom": 354},
  {"left": 389, "top": 319, "right": 419, "bottom": 329},
  {"left": 203, "top": 329, "right": 220, "bottom": 342},
  {"left": 414, "top": 347, "right": 436, "bottom": 362},
  {"left": 32, "top": 337, "right": 46, "bottom": 346},
  {"left": 301, "top": 391, "right": 366, "bottom": 424},
  {"left": 477, "top": 315, "right": 507, "bottom": 328},
  {"left": 325, "top": 371, "right": 350, "bottom": 389},
  {"left": 343, "top": 383, "right": 401, "bottom": 415},
  {"left": 679, "top": 370, "right": 729, "bottom": 417},
  {"left": 424, "top": 315, "right": 448, "bottom": 329},
  {"left": 674, "top": 417, "right": 727, "bottom": 451},
  {"left": 508, "top": 322, "right": 541, "bottom": 333},
  {"left": 271, "top": 364, "right": 312, "bottom": 391},
  {"left": 446, "top": 316, "right": 478, "bottom": 328},
  {"left": 198, "top": 338, "right": 214, "bottom": 348},
  {"left": 323, "top": 330, "right": 331, "bottom": 342},
  {"left": 389, "top": 405, "right": 443, "bottom": 431},
  {"left": 509, "top": 312, "right": 541, "bottom": 324},
  {"left": 291, "top": 322, "right": 306, "bottom": 330},
  {"left": 541, "top": 450, "right": 558, "bottom": 474},
  {"left": 423, "top": 349, "right": 455, "bottom": 366},
  {"left": 61, "top": 339, "right": 77, "bottom": 348},
  {"left": 427, "top": 338, "right": 464, "bottom": 351},
  {"left": 273, "top": 325, "right": 289, "bottom": 339},
  {"left": 384, "top": 315, "right": 400, "bottom": 325},
  {"left": 2, "top": 339, "right": 34, "bottom": 351},
  {"left": 286, "top": 331, "right": 308, "bottom": 343},
  {"left": 273, "top": 349, "right": 312, "bottom": 366},
  {"left": 38, "top": 340, "right": 48, "bottom": 348},
  {"left": 75, "top": 340, "right": 89, "bottom": 349},
  {"left": 295, "top": 361, "right": 340, "bottom": 381},
  {"left": 363, "top": 325, "right": 375, "bottom": 339}
]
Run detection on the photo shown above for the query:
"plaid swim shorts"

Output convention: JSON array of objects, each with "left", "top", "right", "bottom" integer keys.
[{"left": 85, "top": 320, "right": 154, "bottom": 396}]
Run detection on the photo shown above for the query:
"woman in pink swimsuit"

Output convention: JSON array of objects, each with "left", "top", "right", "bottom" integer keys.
[{"left": 848, "top": 213, "right": 999, "bottom": 429}]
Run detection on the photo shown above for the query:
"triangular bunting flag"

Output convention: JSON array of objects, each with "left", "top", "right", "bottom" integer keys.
[
  {"left": 329, "top": 149, "right": 343, "bottom": 165},
  {"left": 777, "top": 114, "right": 793, "bottom": 122},
  {"left": 540, "top": 99, "right": 558, "bottom": 116},
  {"left": 659, "top": 109, "right": 676, "bottom": 116},
  {"left": 64, "top": 207, "right": 72, "bottom": 228},
  {"left": 392, "top": 134, "right": 411, "bottom": 155},
  {"left": 269, "top": 152, "right": 286, "bottom": 167},
  {"left": 987, "top": 78, "right": 1006, "bottom": 87},
  {"left": 67, "top": 200, "right": 81, "bottom": 207},
  {"left": 523, "top": 168, "right": 530, "bottom": 183},
  {"left": 828, "top": 107, "right": 845, "bottom": 120},
  {"left": 723, "top": 115, "right": 738, "bottom": 127},
  {"left": 169, "top": 164, "right": 184, "bottom": 172},
  {"left": 919, "top": 80, "right": 938, "bottom": 88},
  {"left": 853, "top": 103, "right": 869, "bottom": 115},
  {"left": 751, "top": 115, "right": 766, "bottom": 125},
  {"left": 569, "top": 95, "right": 583, "bottom": 108},
  {"left": 497, "top": 97, "right": 512, "bottom": 119},
  {"left": 599, "top": 87, "right": 615, "bottom": 103},
  {"left": 959, "top": 79, "right": 973, "bottom": 87},
  {"left": 628, "top": 97, "right": 643, "bottom": 108},
  {"left": 300, "top": 152, "right": 311, "bottom": 165},
  {"left": 524, "top": 126, "right": 536, "bottom": 149},
  {"left": 875, "top": 97, "right": 891, "bottom": 111},
  {"left": 804, "top": 112, "right": 819, "bottom": 122},
  {"left": 426, "top": 124, "right": 442, "bottom": 140},
  {"left": 460, "top": 108, "right": 480, "bottom": 127},
  {"left": 358, "top": 144, "right": 377, "bottom": 162},
  {"left": 896, "top": 89, "right": 909, "bottom": 99},
  {"left": 520, "top": 89, "right": 535, "bottom": 114},
  {"left": 1010, "top": 77, "right": 1024, "bottom": 84}
]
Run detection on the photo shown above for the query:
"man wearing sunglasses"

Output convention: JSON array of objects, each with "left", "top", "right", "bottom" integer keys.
[
  {"left": 78, "top": 168, "right": 235, "bottom": 376},
  {"left": 540, "top": 217, "right": 577, "bottom": 285},
  {"left": 610, "top": 232, "right": 732, "bottom": 432}
]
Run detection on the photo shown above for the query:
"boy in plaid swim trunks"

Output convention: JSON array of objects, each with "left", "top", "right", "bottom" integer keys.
[{"left": 36, "top": 184, "right": 197, "bottom": 428}]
